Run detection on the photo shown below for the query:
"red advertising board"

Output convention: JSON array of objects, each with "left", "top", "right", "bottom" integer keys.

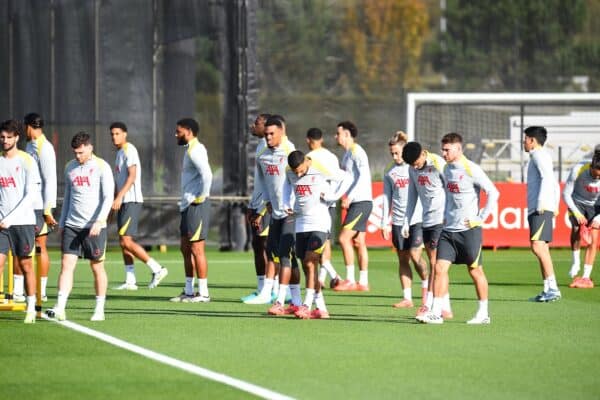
[{"left": 363, "top": 182, "right": 573, "bottom": 248}]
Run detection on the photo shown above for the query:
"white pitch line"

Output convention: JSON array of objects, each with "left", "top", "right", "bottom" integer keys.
[{"left": 42, "top": 315, "right": 295, "bottom": 400}]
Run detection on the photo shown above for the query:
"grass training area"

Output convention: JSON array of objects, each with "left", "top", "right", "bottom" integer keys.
[{"left": 2, "top": 247, "right": 599, "bottom": 399}]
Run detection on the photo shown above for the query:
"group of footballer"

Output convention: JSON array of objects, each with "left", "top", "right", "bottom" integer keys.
[{"left": 1, "top": 112, "right": 598, "bottom": 324}]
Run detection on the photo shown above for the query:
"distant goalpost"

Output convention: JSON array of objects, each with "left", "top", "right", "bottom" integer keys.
[{"left": 406, "top": 92, "right": 600, "bottom": 182}]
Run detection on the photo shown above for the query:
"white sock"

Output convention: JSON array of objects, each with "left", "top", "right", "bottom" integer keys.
[
  {"left": 546, "top": 275, "right": 558, "bottom": 291},
  {"left": 403, "top": 287, "right": 412, "bottom": 301},
  {"left": 572, "top": 250, "right": 580, "bottom": 266},
  {"left": 276, "top": 284, "right": 288, "bottom": 305},
  {"left": 41, "top": 277, "right": 48, "bottom": 298},
  {"left": 125, "top": 265, "right": 136, "bottom": 284},
  {"left": 421, "top": 280, "right": 428, "bottom": 289},
  {"left": 582, "top": 265, "right": 593, "bottom": 279},
  {"left": 185, "top": 277, "right": 195, "bottom": 295},
  {"left": 56, "top": 290, "right": 69, "bottom": 311},
  {"left": 431, "top": 297, "right": 443, "bottom": 316},
  {"left": 273, "top": 275, "right": 280, "bottom": 296},
  {"left": 146, "top": 258, "right": 162, "bottom": 273},
  {"left": 426, "top": 291, "right": 434, "bottom": 308},
  {"left": 303, "top": 288, "right": 315, "bottom": 308},
  {"left": 198, "top": 278, "right": 209, "bottom": 297},
  {"left": 13, "top": 274, "right": 24, "bottom": 296},
  {"left": 261, "top": 278, "right": 274, "bottom": 297},
  {"left": 443, "top": 293, "right": 451, "bottom": 312},
  {"left": 477, "top": 299, "right": 488, "bottom": 317},
  {"left": 345, "top": 265, "right": 355, "bottom": 283},
  {"left": 95, "top": 295, "right": 106, "bottom": 313},
  {"left": 257, "top": 275, "right": 265, "bottom": 292},
  {"left": 314, "top": 291, "right": 327, "bottom": 312},
  {"left": 290, "top": 284, "right": 302, "bottom": 306},
  {"left": 318, "top": 267, "right": 328, "bottom": 284},
  {"left": 543, "top": 279, "right": 549, "bottom": 292},
  {"left": 321, "top": 261, "right": 337, "bottom": 279},
  {"left": 26, "top": 295, "right": 36, "bottom": 313},
  {"left": 359, "top": 270, "right": 368, "bottom": 285}
]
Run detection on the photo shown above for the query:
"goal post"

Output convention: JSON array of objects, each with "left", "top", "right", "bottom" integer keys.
[{"left": 406, "top": 93, "right": 600, "bottom": 182}]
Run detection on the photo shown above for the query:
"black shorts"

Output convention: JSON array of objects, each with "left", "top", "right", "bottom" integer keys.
[
  {"left": 342, "top": 201, "right": 373, "bottom": 233},
  {"left": 568, "top": 202, "right": 600, "bottom": 227},
  {"left": 118, "top": 202, "right": 142, "bottom": 237},
  {"left": 295, "top": 231, "right": 328, "bottom": 260},
  {"left": 437, "top": 227, "right": 483, "bottom": 268},
  {"left": 423, "top": 224, "right": 443, "bottom": 249},
  {"left": 392, "top": 223, "right": 423, "bottom": 251},
  {"left": 528, "top": 211, "right": 554, "bottom": 243},
  {"left": 267, "top": 215, "right": 296, "bottom": 267},
  {"left": 62, "top": 226, "right": 107, "bottom": 261},
  {"left": 34, "top": 209, "right": 50, "bottom": 237},
  {"left": 180, "top": 201, "right": 211, "bottom": 242},
  {"left": 0, "top": 225, "right": 35, "bottom": 257}
]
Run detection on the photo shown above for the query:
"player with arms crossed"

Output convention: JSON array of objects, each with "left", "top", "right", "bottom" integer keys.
[
  {"left": 170, "top": 118, "right": 213, "bottom": 303},
  {"left": 246, "top": 116, "right": 302, "bottom": 312},
  {"left": 419, "top": 133, "right": 498, "bottom": 325},
  {"left": 401, "top": 141, "right": 452, "bottom": 319},
  {"left": 283, "top": 150, "right": 351, "bottom": 318},
  {"left": 381, "top": 132, "right": 428, "bottom": 309},
  {"left": 46, "top": 132, "right": 114, "bottom": 321},
  {"left": 241, "top": 113, "right": 272, "bottom": 302},
  {"left": 110, "top": 122, "right": 167, "bottom": 291},
  {"left": 334, "top": 121, "right": 373, "bottom": 292},
  {"left": 0, "top": 119, "right": 40, "bottom": 323},
  {"left": 523, "top": 126, "right": 562, "bottom": 302},
  {"left": 563, "top": 147, "right": 600, "bottom": 288}
]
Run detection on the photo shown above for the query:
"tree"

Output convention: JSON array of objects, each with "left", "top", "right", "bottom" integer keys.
[
  {"left": 433, "top": 0, "right": 589, "bottom": 91},
  {"left": 339, "top": 0, "right": 429, "bottom": 95}
]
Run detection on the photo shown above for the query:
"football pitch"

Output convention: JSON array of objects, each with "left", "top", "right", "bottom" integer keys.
[{"left": 2, "top": 247, "right": 599, "bottom": 400}]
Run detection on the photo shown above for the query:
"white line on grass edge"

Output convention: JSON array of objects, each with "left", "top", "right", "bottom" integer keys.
[{"left": 42, "top": 315, "right": 295, "bottom": 400}]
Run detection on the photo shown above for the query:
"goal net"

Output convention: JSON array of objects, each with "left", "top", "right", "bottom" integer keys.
[{"left": 406, "top": 93, "right": 600, "bottom": 182}]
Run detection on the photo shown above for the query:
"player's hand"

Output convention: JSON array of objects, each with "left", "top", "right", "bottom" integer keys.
[
  {"left": 111, "top": 196, "right": 123, "bottom": 211},
  {"left": 382, "top": 226, "right": 391, "bottom": 240},
  {"left": 0, "top": 220, "right": 8, "bottom": 230},
  {"left": 341, "top": 198, "right": 350, "bottom": 209},
  {"left": 574, "top": 212, "right": 587, "bottom": 226},
  {"left": 285, "top": 208, "right": 294, "bottom": 216},
  {"left": 591, "top": 216, "right": 600, "bottom": 229},
  {"left": 401, "top": 224, "right": 410, "bottom": 239},
  {"left": 89, "top": 221, "right": 103, "bottom": 237},
  {"left": 251, "top": 215, "right": 262, "bottom": 230},
  {"left": 466, "top": 216, "right": 483, "bottom": 228},
  {"left": 44, "top": 213, "right": 58, "bottom": 229}
]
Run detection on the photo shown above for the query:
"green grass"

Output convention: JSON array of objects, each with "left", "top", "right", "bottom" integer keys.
[{"left": 2, "top": 248, "right": 599, "bottom": 399}]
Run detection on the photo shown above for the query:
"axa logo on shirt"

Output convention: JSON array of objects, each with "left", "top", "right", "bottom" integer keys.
[
  {"left": 394, "top": 177, "right": 409, "bottom": 188},
  {"left": 417, "top": 175, "right": 432, "bottom": 186},
  {"left": 0, "top": 176, "right": 16, "bottom": 187},
  {"left": 72, "top": 175, "right": 91, "bottom": 186},
  {"left": 265, "top": 164, "right": 280, "bottom": 176},
  {"left": 295, "top": 185, "right": 312, "bottom": 196},
  {"left": 447, "top": 182, "right": 460, "bottom": 193}
]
